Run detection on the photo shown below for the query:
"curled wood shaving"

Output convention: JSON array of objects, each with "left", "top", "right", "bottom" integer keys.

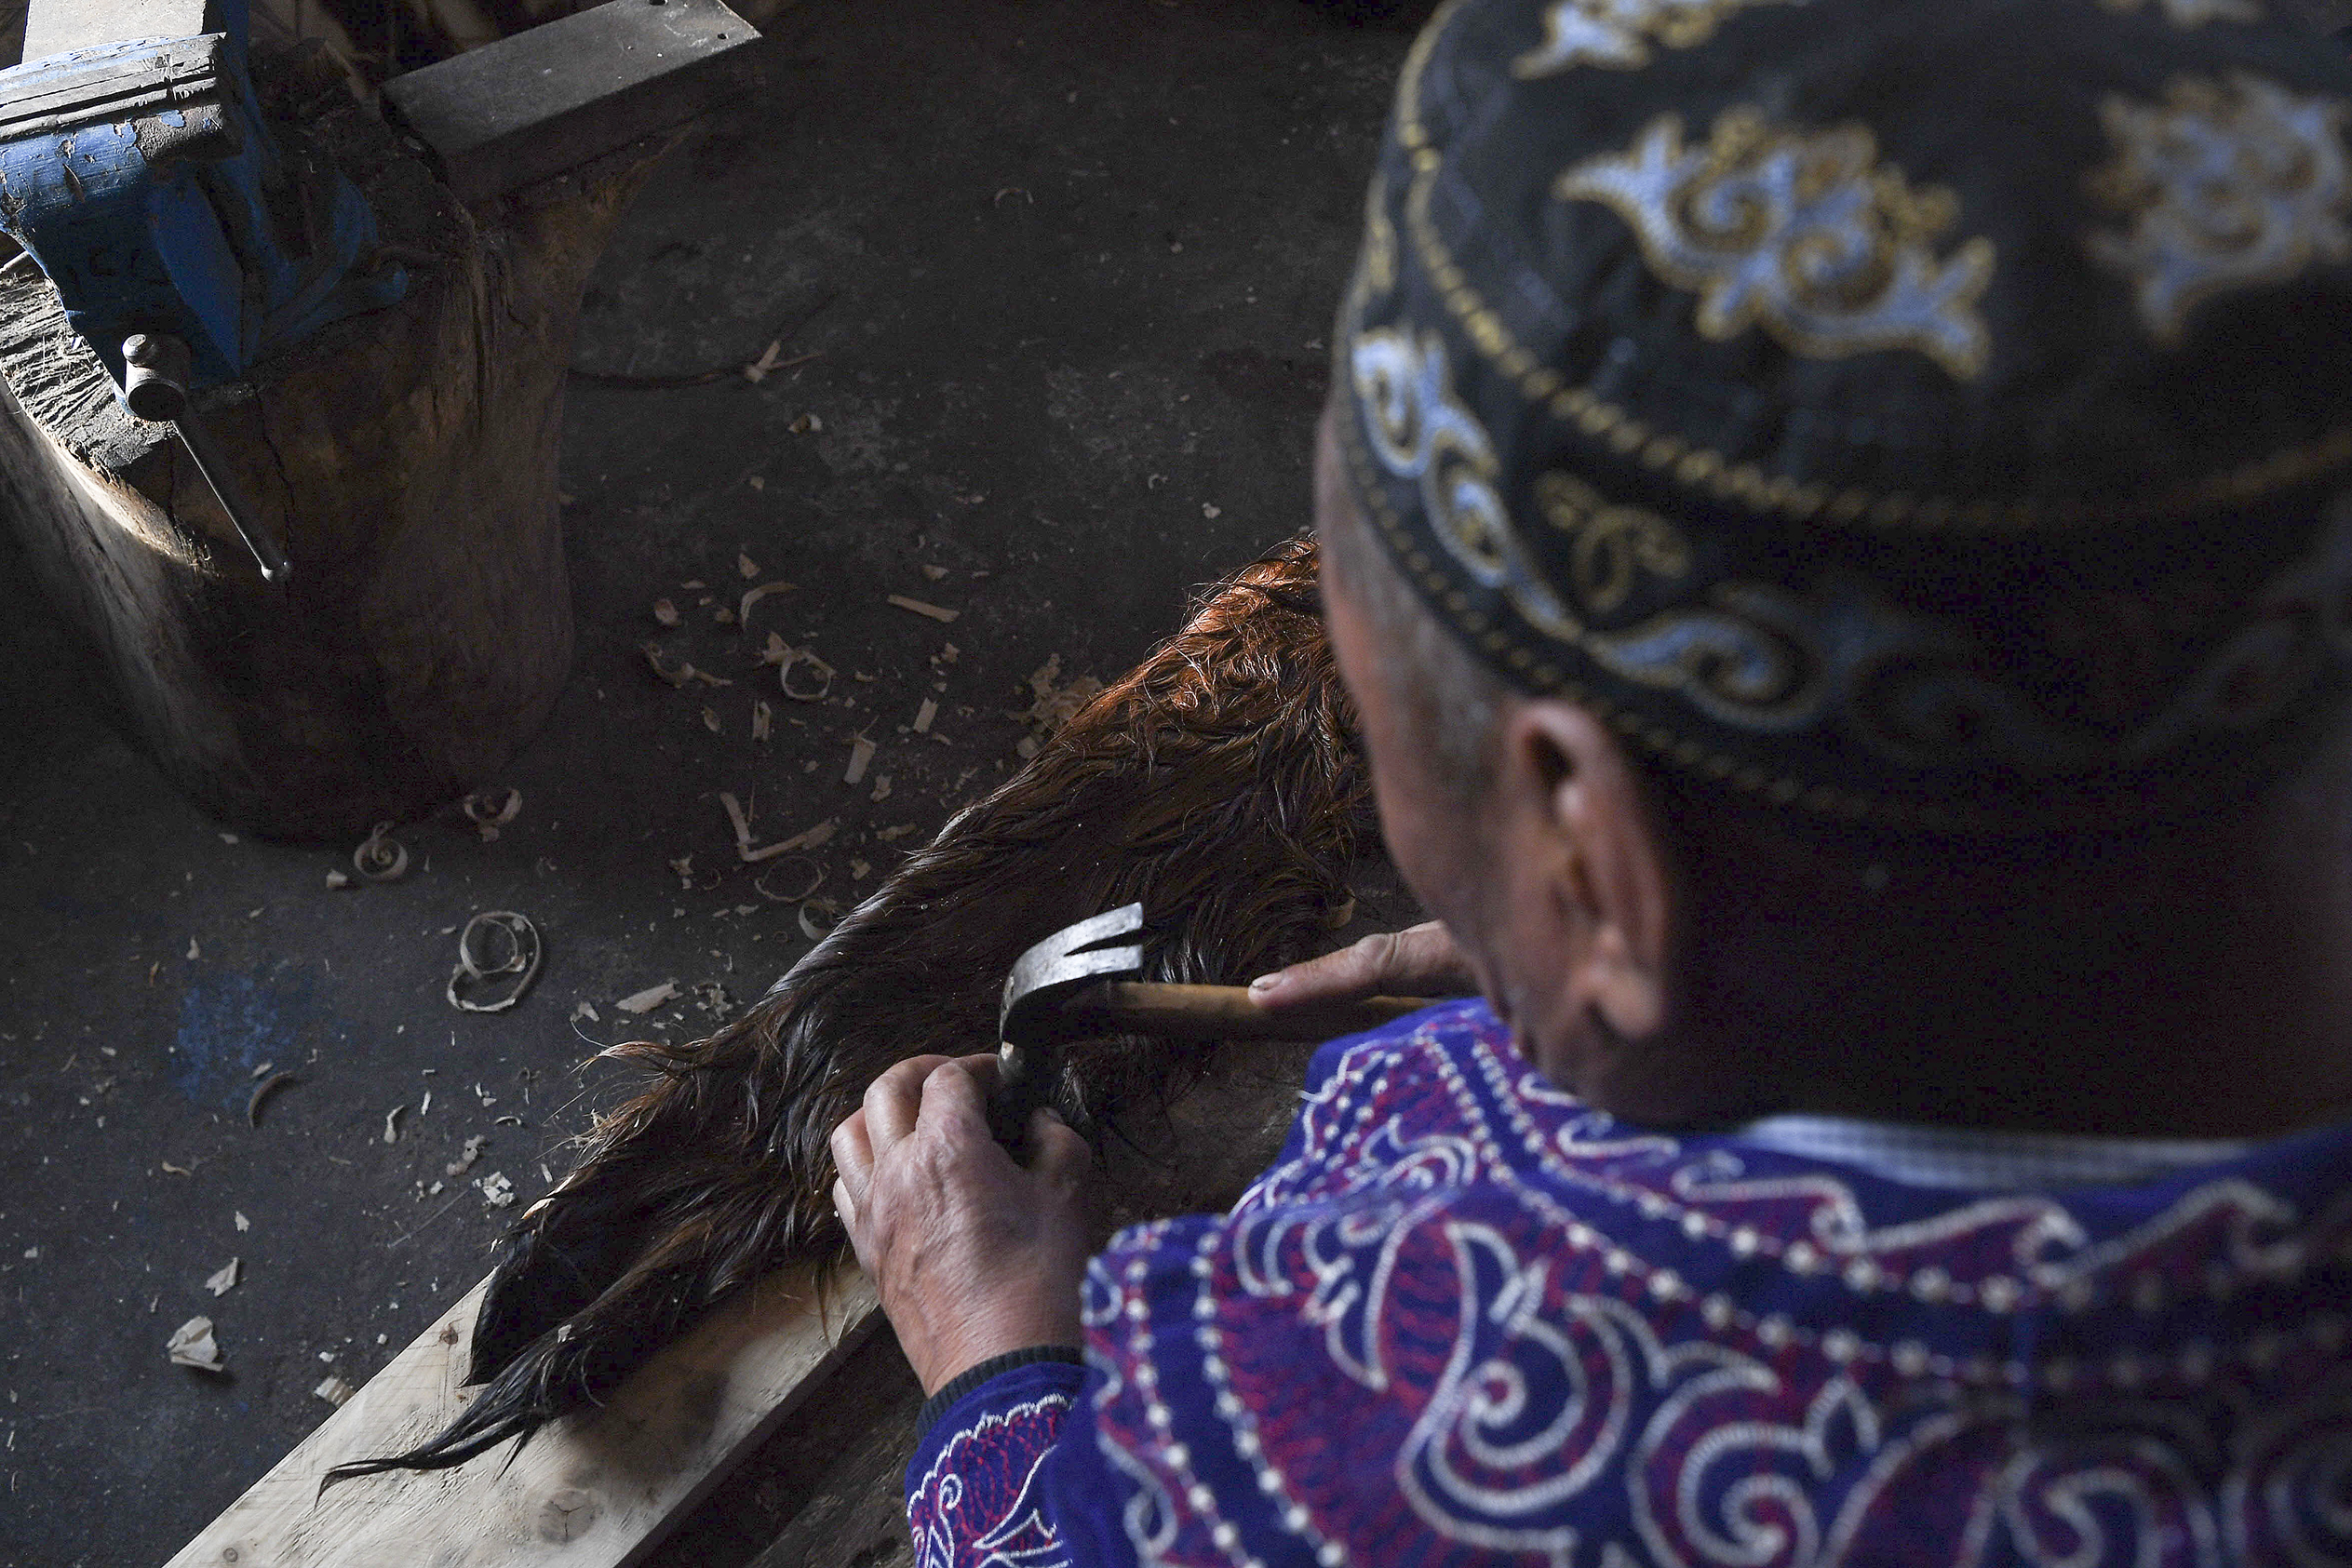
[
  {"left": 462, "top": 787, "right": 521, "bottom": 841},
  {"left": 447, "top": 911, "right": 543, "bottom": 1013},
  {"left": 754, "top": 857, "right": 825, "bottom": 903},
  {"left": 247, "top": 1071, "right": 298, "bottom": 1127},
  {"left": 739, "top": 581, "right": 795, "bottom": 628},
  {"left": 354, "top": 823, "right": 408, "bottom": 882},
  {"left": 719, "top": 791, "right": 839, "bottom": 861},
  {"left": 643, "top": 643, "right": 733, "bottom": 689}
]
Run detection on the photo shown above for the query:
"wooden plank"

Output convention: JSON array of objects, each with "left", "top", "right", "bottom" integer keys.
[{"left": 165, "top": 1262, "right": 880, "bottom": 1568}]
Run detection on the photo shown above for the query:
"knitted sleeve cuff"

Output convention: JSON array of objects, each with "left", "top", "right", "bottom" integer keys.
[{"left": 913, "top": 1345, "right": 1087, "bottom": 1443}]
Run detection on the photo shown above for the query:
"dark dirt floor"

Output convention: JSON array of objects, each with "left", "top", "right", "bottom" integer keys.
[{"left": 0, "top": 3, "right": 1419, "bottom": 1563}]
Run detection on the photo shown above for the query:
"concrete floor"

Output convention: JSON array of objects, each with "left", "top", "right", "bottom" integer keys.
[{"left": 0, "top": 3, "right": 1415, "bottom": 1562}]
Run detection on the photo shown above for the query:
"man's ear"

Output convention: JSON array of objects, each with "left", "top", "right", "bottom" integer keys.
[{"left": 1499, "top": 700, "right": 1673, "bottom": 1040}]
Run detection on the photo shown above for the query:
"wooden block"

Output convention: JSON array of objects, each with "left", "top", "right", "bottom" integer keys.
[
  {"left": 166, "top": 1263, "right": 880, "bottom": 1568},
  {"left": 383, "top": 0, "right": 760, "bottom": 204}
]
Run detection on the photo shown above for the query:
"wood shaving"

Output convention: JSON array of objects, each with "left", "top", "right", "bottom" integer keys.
[
  {"left": 739, "top": 581, "right": 794, "bottom": 628},
  {"left": 462, "top": 787, "right": 520, "bottom": 841},
  {"left": 754, "top": 858, "right": 824, "bottom": 903},
  {"left": 314, "top": 1375, "right": 356, "bottom": 1407},
  {"left": 875, "top": 824, "right": 919, "bottom": 843},
  {"left": 719, "top": 792, "right": 837, "bottom": 861},
  {"left": 325, "top": 868, "right": 351, "bottom": 890},
  {"left": 751, "top": 700, "right": 773, "bottom": 742},
  {"left": 642, "top": 643, "right": 732, "bottom": 689},
  {"left": 869, "top": 774, "right": 893, "bottom": 803},
  {"left": 844, "top": 735, "right": 876, "bottom": 785},
  {"left": 652, "top": 597, "right": 680, "bottom": 627},
  {"left": 205, "top": 1257, "right": 239, "bottom": 1296},
  {"left": 702, "top": 706, "right": 721, "bottom": 734},
  {"left": 446, "top": 1134, "right": 488, "bottom": 1177},
  {"left": 167, "top": 1316, "right": 224, "bottom": 1372},
  {"left": 668, "top": 854, "right": 693, "bottom": 890},
  {"left": 1021, "top": 654, "right": 1105, "bottom": 733},
  {"left": 246, "top": 1071, "right": 297, "bottom": 1128},
  {"left": 789, "top": 411, "right": 822, "bottom": 434},
  {"left": 887, "top": 594, "right": 960, "bottom": 623},
  {"left": 447, "top": 912, "right": 542, "bottom": 1013},
  {"left": 738, "top": 552, "right": 761, "bottom": 580},
  {"left": 235, "top": 1211, "right": 249, "bottom": 1232},
  {"left": 477, "top": 1172, "right": 517, "bottom": 1209},
  {"left": 354, "top": 823, "right": 409, "bottom": 882},
  {"left": 913, "top": 698, "right": 937, "bottom": 732},
  {"left": 383, "top": 1105, "right": 405, "bottom": 1144},
  {"left": 851, "top": 858, "right": 870, "bottom": 879},
  {"left": 615, "top": 981, "right": 679, "bottom": 1014}
]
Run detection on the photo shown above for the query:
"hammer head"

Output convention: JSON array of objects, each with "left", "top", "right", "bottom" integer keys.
[{"left": 1000, "top": 903, "right": 1145, "bottom": 1046}]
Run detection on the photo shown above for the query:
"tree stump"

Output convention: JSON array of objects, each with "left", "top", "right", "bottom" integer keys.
[{"left": 0, "top": 61, "right": 660, "bottom": 839}]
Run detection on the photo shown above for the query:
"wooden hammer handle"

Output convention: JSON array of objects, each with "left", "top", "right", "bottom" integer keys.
[{"left": 1056, "top": 982, "right": 1438, "bottom": 1042}]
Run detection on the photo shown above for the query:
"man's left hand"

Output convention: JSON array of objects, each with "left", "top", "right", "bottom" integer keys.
[{"left": 829, "top": 1053, "right": 1094, "bottom": 1396}]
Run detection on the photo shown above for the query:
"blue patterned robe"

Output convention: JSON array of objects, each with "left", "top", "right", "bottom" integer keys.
[{"left": 906, "top": 1001, "right": 2352, "bottom": 1568}]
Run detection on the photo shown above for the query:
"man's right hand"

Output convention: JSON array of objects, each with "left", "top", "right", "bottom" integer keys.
[{"left": 1246, "top": 920, "right": 1476, "bottom": 1011}]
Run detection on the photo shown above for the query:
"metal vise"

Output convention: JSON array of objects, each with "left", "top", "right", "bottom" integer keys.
[{"left": 0, "top": 0, "right": 405, "bottom": 405}]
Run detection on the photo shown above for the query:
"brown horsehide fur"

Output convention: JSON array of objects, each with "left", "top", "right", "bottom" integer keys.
[{"left": 331, "top": 535, "right": 1372, "bottom": 1479}]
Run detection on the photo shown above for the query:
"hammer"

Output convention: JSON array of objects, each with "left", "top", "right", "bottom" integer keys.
[{"left": 988, "top": 903, "right": 1438, "bottom": 1145}]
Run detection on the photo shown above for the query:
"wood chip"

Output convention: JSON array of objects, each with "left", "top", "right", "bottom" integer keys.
[
  {"left": 702, "top": 706, "right": 721, "bottom": 734},
  {"left": 843, "top": 734, "right": 876, "bottom": 784},
  {"left": 168, "top": 1316, "right": 224, "bottom": 1372},
  {"left": 921, "top": 564, "right": 948, "bottom": 581},
  {"left": 314, "top": 1375, "right": 356, "bottom": 1407},
  {"left": 751, "top": 701, "right": 773, "bottom": 742},
  {"left": 912, "top": 698, "right": 937, "bottom": 732},
  {"left": 739, "top": 581, "right": 794, "bottom": 628},
  {"left": 652, "top": 598, "right": 680, "bottom": 627},
  {"left": 719, "top": 792, "right": 837, "bottom": 861},
  {"left": 614, "top": 981, "right": 679, "bottom": 1014},
  {"left": 246, "top": 1071, "right": 298, "bottom": 1128},
  {"left": 886, "top": 595, "right": 960, "bottom": 623},
  {"left": 383, "top": 1105, "right": 406, "bottom": 1144},
  {"left": 643, "top": 643, "right": 732, "bottom": 689},
  {"left": 869, "top": 774, "right": 893, "bottom": 803},
  {"left": 205, "top": 1257, "right": 240, "bottom": 1296},
  {"left": 738, "top": 552, "right": 761, "bottom": 580}
]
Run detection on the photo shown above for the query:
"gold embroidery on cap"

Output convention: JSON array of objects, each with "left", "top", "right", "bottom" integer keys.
[
  {"left": 1555, "top": 108, "right": 1996, "bottom": 380},
  {"left": 1351, "top": 327, "right": 1584, "bottom": 642},
  {"left": 1530, "top": 471, "right": 1691, "bottom": 614},
  {"left": 1512, "top": 0, "right": 1801, "bottom": 75},
  {"left": 2089, "top": 72, "right": 2352, "bottom": 346},
  {"left": 2099, "top": 0, "right": 2261, "bottom": 25},
  {"left": 1362, "top": 169, "right": 1398, "bottom": 297}
]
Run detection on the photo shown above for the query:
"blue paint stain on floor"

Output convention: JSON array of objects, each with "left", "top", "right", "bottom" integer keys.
[{"left": 172, "top": 967, "right": 315, "bottom": 1112}]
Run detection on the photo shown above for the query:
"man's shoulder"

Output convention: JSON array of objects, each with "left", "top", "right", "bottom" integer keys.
[{"left": 1078, "top": 1001, "right": 2352, "bottom": 1568}]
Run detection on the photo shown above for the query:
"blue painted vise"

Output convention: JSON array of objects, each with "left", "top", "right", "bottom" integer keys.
[{"left": 0, "top": 0, "right": 404, "bottom": 406}]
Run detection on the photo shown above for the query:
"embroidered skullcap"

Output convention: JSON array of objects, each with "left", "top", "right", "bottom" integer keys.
[{"left": 1338, "top": 0, "right": 2352, "bottom": 831}]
